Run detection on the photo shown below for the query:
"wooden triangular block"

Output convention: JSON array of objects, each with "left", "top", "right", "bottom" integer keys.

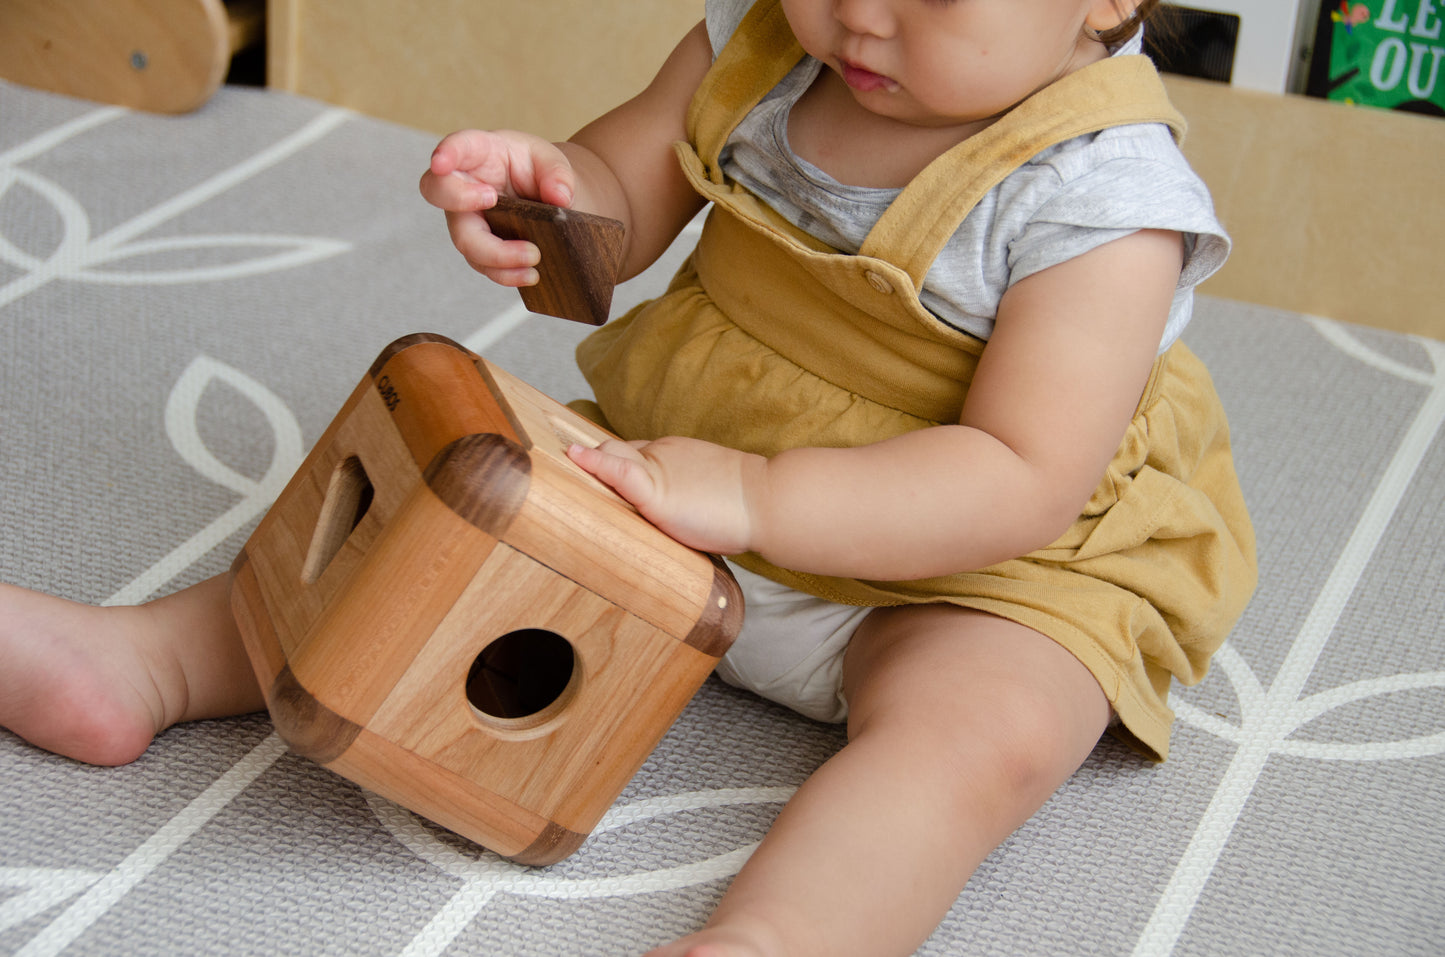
[{"left": 486, "top": 196, "right": 625, "bottom": 326}]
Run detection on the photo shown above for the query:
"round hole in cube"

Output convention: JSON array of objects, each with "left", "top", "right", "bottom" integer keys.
[{"left": 466, "top": 629, "right": 578, "bottom": 728}]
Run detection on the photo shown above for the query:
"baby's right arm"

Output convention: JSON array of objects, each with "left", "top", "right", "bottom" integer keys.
[{"left": 419, "top": 20, "right": 712, "bottom": 287}]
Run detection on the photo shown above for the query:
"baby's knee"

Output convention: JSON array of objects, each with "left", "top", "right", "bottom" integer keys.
[
  {"left": 845, "top": 605, "right": 1111, "bottom": 791},
  {"left": 975, "top": 683, "right": 1091, "bottom": 790},
  {"left": 879, "top": 671, "right": 1102, "bottom": 801}
]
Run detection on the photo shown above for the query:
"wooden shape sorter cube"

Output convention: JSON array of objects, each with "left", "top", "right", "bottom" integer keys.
[{"left": 228, "top": 333, "right": 742, "bottom": 865}]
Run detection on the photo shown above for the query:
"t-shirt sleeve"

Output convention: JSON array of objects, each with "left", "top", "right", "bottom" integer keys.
[
  {"left": 706, "top": 0, "right": 755, "bottom": 56},
  {"left": 1006, "top": 132, "right": 1231, "bottom": 294},
  {"left": 921, "top": 123, "right": 1230, "bottom": 349}
]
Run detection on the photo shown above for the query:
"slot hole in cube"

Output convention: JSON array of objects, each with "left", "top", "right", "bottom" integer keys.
[
  {"left": 466, "top": 629, "right": 578, "bottom": 730},
  {"left": 302, "top": 456, "right": 374, "bottom": 584}
]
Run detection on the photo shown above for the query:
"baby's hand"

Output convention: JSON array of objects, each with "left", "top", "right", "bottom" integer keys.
[
  {"left": 418, "top": 129, "right": 575, "bottom": 287},
  {"left": 567, "top": 437, "right": 767, "bottom": 557}
]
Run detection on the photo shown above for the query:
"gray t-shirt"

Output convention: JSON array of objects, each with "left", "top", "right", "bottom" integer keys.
[{"left": 705, "top": 0, "right": 1229, "bottom": 351}]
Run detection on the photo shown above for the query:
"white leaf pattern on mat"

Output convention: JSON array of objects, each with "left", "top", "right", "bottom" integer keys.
[
  {"left": 10, "top": 735, "right": 288, "bottom": 957},
  {"left": 64, "top": 233, "right": 350, "bottom": 285},
  {"left": 9, "top": 354, "right": 301, "bottom": 948},
  {"left": 1133, "top": 320, "right": 1445, "bottom": 957},
  {"left": 0, "top": 869, "right": 103, "bottom": 934},
  {"left": 0, "top": 107, "right": 351, "bottom": 312},
  {"left": 106, "top": 356, "right": 303, "bottom": 606},
  {"left": 366, "top": 787, "right": 794, "bottom": 957},
  {"left": 3, "top": 100, "right": 359, "bottom": 957}
]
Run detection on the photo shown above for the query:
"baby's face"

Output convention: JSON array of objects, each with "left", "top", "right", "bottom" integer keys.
[{"left": 781, "top": 0, "right": 1114, "bottom": 130}]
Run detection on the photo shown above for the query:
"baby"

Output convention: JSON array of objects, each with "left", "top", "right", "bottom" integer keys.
[{"left": 3, "top": 2, "right": 1255, "bottom": 955}]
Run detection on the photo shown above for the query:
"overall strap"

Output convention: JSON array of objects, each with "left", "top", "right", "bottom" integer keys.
[
  {"left": 861, "top": 55, "right": 1186, "bottom": 289},
  {"left": 685, "top": 0, "right": 803, "bottom": 179}
]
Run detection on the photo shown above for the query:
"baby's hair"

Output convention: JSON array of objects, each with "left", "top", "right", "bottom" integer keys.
[{"left": 1095, "top": 0, "right": 1161, "bottom": 45}]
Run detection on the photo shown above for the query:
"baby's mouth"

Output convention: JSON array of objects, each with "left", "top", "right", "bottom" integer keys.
[{"left": 839, "top": 59, "right": 899, "bottom": 93}]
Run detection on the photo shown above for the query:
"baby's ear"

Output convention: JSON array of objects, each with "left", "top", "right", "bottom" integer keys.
[{"left": 1084, "top": 0, "right": 1137, "bottom": 35}]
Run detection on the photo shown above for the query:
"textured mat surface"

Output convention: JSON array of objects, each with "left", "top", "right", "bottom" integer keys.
[{"left": 1, "top": 79, "right": 1442, "bottom": 956}]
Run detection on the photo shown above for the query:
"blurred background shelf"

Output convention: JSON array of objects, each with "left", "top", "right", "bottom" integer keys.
[{"left": 0, "top": 0, "right": 264, "bottom": 114}]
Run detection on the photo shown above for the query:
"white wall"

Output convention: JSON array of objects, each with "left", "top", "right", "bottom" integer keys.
[{"left": 1182, "top": 0, "right": 1311, "bottom": 92}]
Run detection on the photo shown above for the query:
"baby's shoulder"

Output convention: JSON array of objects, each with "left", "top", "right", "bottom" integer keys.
[
  {"left": 993, "top": 123, "right": 1210, "bottom": 216},
  {"left": 1022, "top": 123, "right": 1192, "bottom": 185}
]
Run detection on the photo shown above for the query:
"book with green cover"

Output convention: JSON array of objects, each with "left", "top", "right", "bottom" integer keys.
[{"left": 1307, "top": 0, "right": 1445, "bottom": 116}]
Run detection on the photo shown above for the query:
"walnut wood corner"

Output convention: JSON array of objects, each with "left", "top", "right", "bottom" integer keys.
[
  {"left": 686, "top": 556, "right": 745, "bottom": 658},
  {"left": 267, "top": 664, "right": 363, "bottom": 765},
  {"left": 424, "top": 433, "right": 531, "bottom": 538}
]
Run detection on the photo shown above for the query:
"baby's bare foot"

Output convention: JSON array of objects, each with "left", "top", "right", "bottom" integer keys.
[{"left": 0, "top": 583, "right": 169, "bottom": 765}]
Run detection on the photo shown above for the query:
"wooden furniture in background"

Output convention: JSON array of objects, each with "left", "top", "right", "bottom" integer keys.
[
  {"left": 1166, "top": 75, "right": 1445, "bottom": 341},
  {"left": 230, "top": 334, "right": 742, "bottom": 864},
  {"left": 266, "top": 0, "right": 701, "bottom": 141},
  {"left": 0, "top": 0, "right": 264, "bottom": 113},
  {"left": 266, "top": 1, "right": 1441, "bottom": 340}
]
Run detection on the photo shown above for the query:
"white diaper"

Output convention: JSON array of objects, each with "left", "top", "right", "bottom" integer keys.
[{"left": 713, "top": 562, "right": 875, "bottom": 723}]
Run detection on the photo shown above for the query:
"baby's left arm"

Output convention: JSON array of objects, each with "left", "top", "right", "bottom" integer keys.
[{"left": 569, "top": 228, "right": 1184, "bottom": 580}]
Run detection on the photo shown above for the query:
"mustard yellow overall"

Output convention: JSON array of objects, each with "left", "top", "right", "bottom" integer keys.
[{"left": 574, "top": 0, "right": 1257, "bottom": 759}]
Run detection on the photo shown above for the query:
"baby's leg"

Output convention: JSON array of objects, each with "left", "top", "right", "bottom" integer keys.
[
  {"left": 648, "top": 604, "right": 1112, "bottom": 957},
  {"left": 0, "top": 574, "right": 263, "bottom": 766}
]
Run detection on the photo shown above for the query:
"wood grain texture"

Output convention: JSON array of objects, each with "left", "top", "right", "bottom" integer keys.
[
  {"left": 0, "top": 0, "right": 231, "bottom": 113},
  {"left": 424, "top": 433, "right": 531, "bottom": 538},
  {"left": 283, "top": 485, "right": 502, "bottom": 729},
  {"left": 485, "top": 196, "right": 625, "bottom": 326},
  {"left": 228, "top": 549, "right": 287, "bottom": 687},
  {"left": 337, "top": 725, "right": 576, "bottom": 861},
  {"left": 363, "top": 544, "right": 719, "bottom": 834},
  {"left": 229, "top": 335, "right": 743, "bottom": 862},
  {"left": 484, "top": 361, "right": 734, "bottom": 647},
  {"left": 371, "top": 335, "right": 529, "bottom": 465},
  {"left": 267, "top": 664, "right": 363, "bottom": 764}
]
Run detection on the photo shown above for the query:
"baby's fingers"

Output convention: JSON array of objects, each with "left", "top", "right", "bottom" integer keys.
[
  {"left": 567, "top": 441, "right": 658, "bottom": 508},
  {"left": 420, "top": 168, "right": 496, "bottom": 213},
  {"left": 425, "top": 129, "right": 574, "bottom": 209},
  {"left": 420, "top": 136, "right": 502, "bottom": 212},
  {"left": 443, "top": 210, "right": 540, "bottom": 286}
]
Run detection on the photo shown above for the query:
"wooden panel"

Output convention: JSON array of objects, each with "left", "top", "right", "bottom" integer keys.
[
  {"left": 285, "top": 483, "right": 501, "bottom": 727},
  {"left": 486, "top": 196, "right": 626, "bottom": 326},
  {"left": 266, "top": 0, "right": 701, "bottom": 140},
  {"left": 229, "top": 554, "right": 287, "bottom": 688},
  {"left": 237, "top": 378, "right": 420, "bottom": 662},
  {"left": 364, "top": 545, "right": 717, "bottom": 835},
  {"left": 1167, "top": 75, "right": 1445, "bottom": 341},
  {"left": 338, "top": 725, "right": 566, "bottom": 860},
  {"left": 372, "top": 335, "right": 529, "bottom": 464},
  {"left": 485, "top": 360, "right": 724, "bottom": 643}
]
